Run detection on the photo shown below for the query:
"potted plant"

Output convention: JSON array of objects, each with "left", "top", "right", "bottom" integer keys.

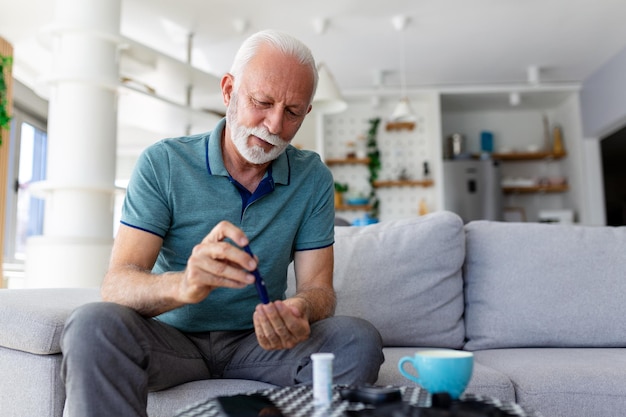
[{"left": 334, "top": 182, "right": 349, "bottom": 207}]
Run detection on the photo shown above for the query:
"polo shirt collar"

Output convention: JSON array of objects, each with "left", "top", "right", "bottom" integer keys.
[{"left": 207, "top": 118, "right": 290, "bottom": 185}]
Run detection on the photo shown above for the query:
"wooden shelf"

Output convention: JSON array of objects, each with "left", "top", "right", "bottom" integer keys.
[
  {"left": 335, "top": 204, "right": 371, "bottom": 211},
  {"left": 373, "top": 179, "right": 434, "bottom": 188},
  {"left": 502, "top": 184, "right": 569, "bottom": 194},
  {"left": 491, "top": 151, "right": 567, "bottom": 161},
  {"left": 385, "top": 121, "right": 416, "bottom": 131},
  {"left": 325, "top": 157, "right": 370, "bottom": 166}
]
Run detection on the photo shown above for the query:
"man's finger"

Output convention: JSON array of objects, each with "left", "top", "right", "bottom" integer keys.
[{"left": 201, "top": 220, "right": 249, "bottom": 247}]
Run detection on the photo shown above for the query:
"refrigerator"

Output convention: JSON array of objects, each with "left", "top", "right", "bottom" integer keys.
[{"left": 443, "top": 159, "right": 503, "bottom": 223}]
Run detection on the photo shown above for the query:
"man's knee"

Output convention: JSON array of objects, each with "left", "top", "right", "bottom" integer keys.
[
  {"left": 61, "top": 302, "right": 140, "bottom": 356},
  {"left": 320, "top": 314, "right": 380, "bottom": 337},
  {"left": 313, "top": 316, "right": 384, "bottom": 384},
  {"left": 314, "top": 316, "right": 383, "bottom": 360}
]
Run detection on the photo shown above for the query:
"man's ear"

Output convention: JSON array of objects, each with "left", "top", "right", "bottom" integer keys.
[{"left": 221, "top": 73, "right": 235, "bottom": 106}]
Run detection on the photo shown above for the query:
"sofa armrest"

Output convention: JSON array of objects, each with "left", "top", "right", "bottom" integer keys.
[{"left": 0, "top": 288, "right": 101, "bottom": 355}]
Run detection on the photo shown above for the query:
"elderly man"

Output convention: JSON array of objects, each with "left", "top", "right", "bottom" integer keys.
[{"left": 61, "top": 29, "right": 384, "bottom": 417}]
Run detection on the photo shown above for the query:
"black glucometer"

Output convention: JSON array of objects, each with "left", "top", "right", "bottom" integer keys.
[{"left": 340, "top": 386, "right": 403, "bottom": 405}]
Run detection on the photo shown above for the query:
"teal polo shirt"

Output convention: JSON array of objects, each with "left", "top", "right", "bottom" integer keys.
[{"left": 121, "top": 118, "right": 335, "bottom": 332}]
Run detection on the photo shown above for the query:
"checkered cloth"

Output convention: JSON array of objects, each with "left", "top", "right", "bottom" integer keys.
[{"left": 175, "top": 385, "right": 542, "bottom": 417}]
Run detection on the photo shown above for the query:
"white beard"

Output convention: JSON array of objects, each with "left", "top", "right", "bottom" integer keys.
[{"left": 226, "top": 94, "right": 290, "bottom": 165}]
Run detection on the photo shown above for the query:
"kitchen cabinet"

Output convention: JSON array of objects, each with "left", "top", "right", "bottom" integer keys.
[{"left": 440, "top": 89, "right": 583, "bottom": 223}]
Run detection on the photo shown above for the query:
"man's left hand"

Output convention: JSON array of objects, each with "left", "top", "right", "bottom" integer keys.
[{"left": 253, "top": 299, "right": 310, "bottom": 350}]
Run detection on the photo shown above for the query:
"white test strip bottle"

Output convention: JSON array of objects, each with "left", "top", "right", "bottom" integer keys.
[{"left": 311, "top": 352, "right": 335, "bottom": 407}]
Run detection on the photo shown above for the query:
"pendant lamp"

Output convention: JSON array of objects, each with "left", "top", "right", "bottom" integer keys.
[
  {"left": 389, "top": 15, "right": 416, "bottom": 125},
  {"left": 313, "top": 62, "right": 347, "bottom": 114}
]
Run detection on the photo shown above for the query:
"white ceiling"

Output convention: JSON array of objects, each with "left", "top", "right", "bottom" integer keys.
[{"left": 3, "top": 0, "right": 626, "bottom": 93}]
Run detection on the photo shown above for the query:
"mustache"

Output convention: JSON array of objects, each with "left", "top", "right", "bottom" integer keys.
[{"left": 243, "top": 126, "right": 287, "bottom": 147}]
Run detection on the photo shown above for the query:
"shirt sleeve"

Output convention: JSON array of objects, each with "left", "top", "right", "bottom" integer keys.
[
  {"left": 120, "top": 142, "right": 172, "bottom": 238},
  {"left": 294, "top": 160, "right": 335, "bottom": 251}
]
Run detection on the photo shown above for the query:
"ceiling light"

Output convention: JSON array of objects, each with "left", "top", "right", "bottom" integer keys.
[
  {"left": 313, "top": 62, "right": 347, "bottom": 114},
  {"left": 527, "top": 65, "right": 540, "bottom": 85},
  {"left": 232, "top": 19, "right": 248, "bottom": 34},
  {"left": 372, "top": 69, "right": 386, "bottom": 87},
  {"left": 312, "top": 17, "right": 329, "bottom": 35}
]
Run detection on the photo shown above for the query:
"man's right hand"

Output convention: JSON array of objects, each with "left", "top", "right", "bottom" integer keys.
[
  {"left": 178, "top": 221, "right": 256, "bottom": 303},
  {"left": 102, "top": 221, "right": 256, "bottom": 317}
]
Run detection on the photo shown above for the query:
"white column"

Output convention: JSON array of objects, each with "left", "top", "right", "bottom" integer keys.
[{"left": 26, "top": 0, "right": 121, "bottom": 287}]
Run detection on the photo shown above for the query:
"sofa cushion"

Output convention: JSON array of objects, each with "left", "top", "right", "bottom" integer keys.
[
  {"left": 329, "top": 211, "right": 466, "bottom": 348},
  {"left": 464, "top": 221, "right": 626, "bottom": 350},
  {"left": 0, "top": 346, "right": 66, "bottom": 417},
  {"left": 379, "top": 347, "right": 515, "bottom": 403},
  {"left": 0, "top": 288, "right": 101, "bottom": 355},
  {"left": 473, "top": 348, "right": 626, "bottom": 417}
]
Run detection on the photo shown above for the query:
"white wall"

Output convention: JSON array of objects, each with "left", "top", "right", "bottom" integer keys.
[
  {"left": 580, "top": 46, "right": 626, "bottom": 139},
  {"left": 581, "top": 139, "right": 606, "bottom": 225},
  {"left": 578, "top": 45, "right": 626, "bottom": 225},
  {"left": 12, "top": 80, "right": 48, "bottom": 120},
  {"left": 550, "top": 94, "right": 587, "bottom": 224},
  {"left": 442, "top": 108, "right": 546, "bottom": 155},
  {"left": 291, "top": 110, "right": 318, "bottom": 151}
]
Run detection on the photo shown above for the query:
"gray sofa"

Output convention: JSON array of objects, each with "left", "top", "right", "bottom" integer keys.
[{"left": 2, "top": 210, "right": 626, "bottom": 417}]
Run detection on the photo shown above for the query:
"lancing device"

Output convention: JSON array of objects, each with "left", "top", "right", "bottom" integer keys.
[{"left": 243, "top": 245, "right": 270, "bottom": 304}]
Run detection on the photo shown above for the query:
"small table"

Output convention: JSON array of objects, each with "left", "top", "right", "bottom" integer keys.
[{"left": 175, "top": 385, "right": 541, "bottom": 417}]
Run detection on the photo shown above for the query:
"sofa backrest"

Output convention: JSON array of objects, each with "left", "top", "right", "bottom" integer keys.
[
  {"left": 463, "top": 220, "right": 626, "bottom": 350},
  {"left": 289, "top": 211, "right": 466, "bottom": 349}
]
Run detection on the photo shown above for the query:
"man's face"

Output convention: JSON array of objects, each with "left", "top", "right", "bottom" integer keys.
[
  {"left": 227, "top": 91, "right": 290, "bottom": 165},
  {"left": 224, "top": 45, "right": 314, "bottom": 165}
]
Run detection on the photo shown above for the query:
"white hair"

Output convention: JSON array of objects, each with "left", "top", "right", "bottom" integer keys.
[{"left": 229, "top": 29, "right": 319, "bottom": 102}]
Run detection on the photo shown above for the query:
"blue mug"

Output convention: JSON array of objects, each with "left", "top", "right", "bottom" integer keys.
[{"left": 398, "top": 349, "right": 474, "bottom": 399}]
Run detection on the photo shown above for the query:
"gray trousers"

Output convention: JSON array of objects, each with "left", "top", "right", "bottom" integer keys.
[{"left": 60, "top": 302, "right": 384, "bottom": 417}]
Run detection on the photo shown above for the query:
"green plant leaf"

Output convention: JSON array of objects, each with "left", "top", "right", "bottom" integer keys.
[
  {"left": 366, "top": 118, "right": 381, "bottom": 219},
  {"left": 0, "top": 54, "right": 13, "bottom": 140}
]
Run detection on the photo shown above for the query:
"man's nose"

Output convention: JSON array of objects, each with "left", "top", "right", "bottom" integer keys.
[{"left": 264, "top": 106, "right": 283, "bottom": 136}]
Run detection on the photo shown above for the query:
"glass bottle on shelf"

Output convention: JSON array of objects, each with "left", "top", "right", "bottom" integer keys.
[
  {"left": 542, "top": 115, "right": 552, "bottom": 152},
  {"left": 553, "top": 125, "right": 565, "bottom": 156}
]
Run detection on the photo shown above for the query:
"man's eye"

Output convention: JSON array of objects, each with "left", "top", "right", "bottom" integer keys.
[
  {"left": 288, "top": 107, "right": 307, "bottom": 117},
  {"left": 253, "top": 99, "right": 270, "bottom": 107}
]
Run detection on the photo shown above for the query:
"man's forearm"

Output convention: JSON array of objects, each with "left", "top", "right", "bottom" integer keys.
[
  {"left": 289, "top": 286, "right": 336, "bottom": 323},
  {"left": 101, "top": 266, "right": 185, "bottom": 317}
]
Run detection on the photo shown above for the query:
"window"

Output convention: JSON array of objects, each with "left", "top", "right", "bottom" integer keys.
[{"left": 3, "top": 107, "right": 47, "bottom": 264}]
